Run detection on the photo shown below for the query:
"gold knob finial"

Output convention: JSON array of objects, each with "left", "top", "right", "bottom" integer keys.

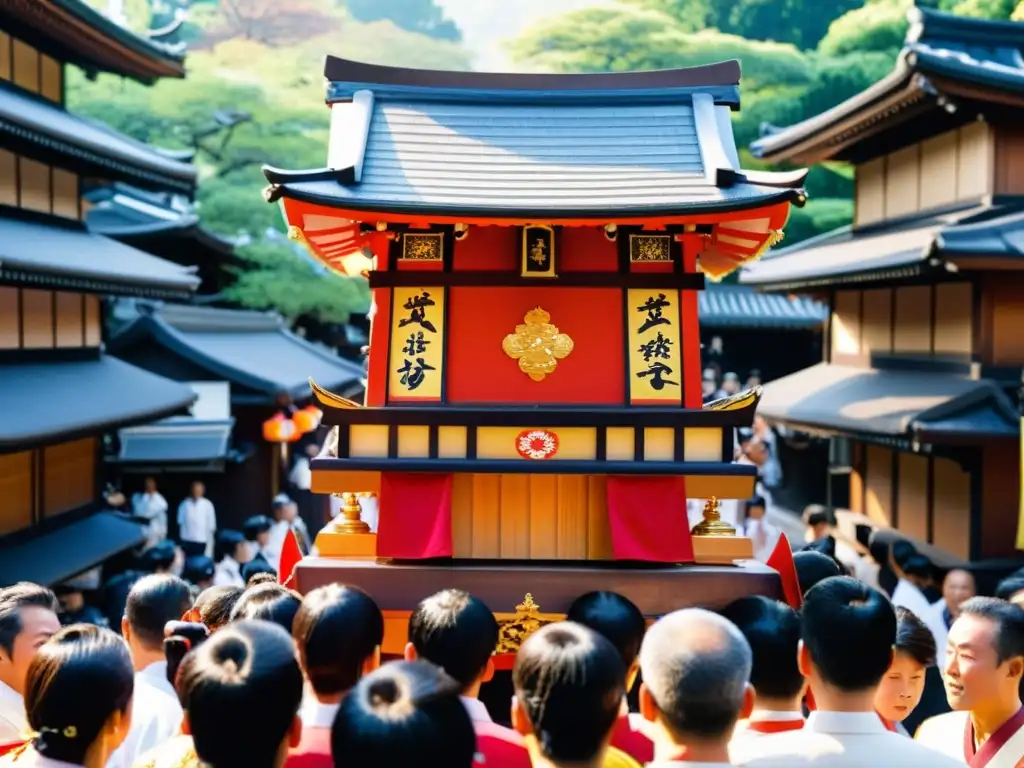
[
  {"left": 691, "top": 497, "right": 737, "bottom": 537},
  {"left": 331, "top": 492, "right": 370, "bottom": 534}
]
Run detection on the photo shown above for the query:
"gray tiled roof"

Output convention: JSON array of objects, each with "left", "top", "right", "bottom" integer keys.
[
  {"left": 698, "top": 283, "right": 826, "bottom": 329},
  {"left": 116, "top": 417, "right": 234, "bottom": 464}
]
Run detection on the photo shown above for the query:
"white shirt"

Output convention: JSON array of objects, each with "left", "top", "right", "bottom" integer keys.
[
  {"left": 105, "top": 661, "right": 183, "bottom": 768},
  {"left": 744, "top": 517, "right": 780, "bottom": 562},
  {"left": 733, "top": 711, "right": 965, "bottom": 767},
  {"left": 892, "top": 580, "right": 948, "bottom": 653},
  {"left": 263, "top": 519, "right": 290, "bottom": 573},
  {"left": 0, "top": 751, "right": 80, "bottom": 768},
  {"left": 0, "top": 679, "right": 27, "bottom": 744},
  {"left": 461, "top": 697, "right": 492, "bottom": 724},
  {"left": 213, "top": 556, "right": 244, "bottom": 588},
  {"left": 132, "top": 492, "right": 169, "bottom": 549},
  {"left": 289, "top": 458, "right": 312, "bottom": 491},
  {"left": 299, "top": 697, "right": 340, "bottom": 729},
  {"left": 177, "top": 497, "right": 216, "bottom": 556}
]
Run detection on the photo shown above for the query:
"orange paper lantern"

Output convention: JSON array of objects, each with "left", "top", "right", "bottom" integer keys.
[
  {"left": 263, "top": 413, "right": 300, "bottom": 443},
  {"left": 293, "top": 405, "right": 322, "bottom": 434}
]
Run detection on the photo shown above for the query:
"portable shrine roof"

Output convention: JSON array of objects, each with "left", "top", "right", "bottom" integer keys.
[
  {"left": 0, "top": 82, "right": 197, "bottom": 195},
  {"left": 0, "top": 0, "right": 186, "bottom": 83},
  {"left": 751, "top": 7, "right": 1024, "bottom": 165},
  {"left": 740, "top": 200, "right": 1024, "bottom": 291},
  {"left": 108, "top": 303, "right": 365, "bottom": 404},
  {"left": 111, "top": 416, "right": 241, "bottom": 472},
  {"left": 698, "top": 282, "right": 827, "bottom": 330},
  {"left": 0, "top": 206, "right": 201, "bottom": 299},
  {"left": 757, "top": 362, "right": 1019, "bottom": 445},
  {"left": 0, "top": 355, "right": 198, "bottom": 452},
  {"left": 263, "top": 57, "right": 807, "bottom": 219}
]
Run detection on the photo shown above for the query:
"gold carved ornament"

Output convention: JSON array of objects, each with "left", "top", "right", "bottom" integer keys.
[
  {"left": 502, "top": 307, "right": 574, "bottom": 382},
  {"left": 691, "top": 497, "right": 737, "bottom": 537},
  {"left": 402, "top": 233, "right": 443, "bottom": 261},
  {"left": 495, "top": 594, "right": 556, "bottom": 655}
]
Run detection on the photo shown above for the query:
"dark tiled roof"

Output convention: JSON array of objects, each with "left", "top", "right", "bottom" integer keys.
[
  {"left": 758, "top": 362, "right": 1018, "bottom": 441},
  {"left": 115, "top": 417, "right": 234, "bottom": 464},
  {"left": 0, "top": 512, "right": 145, "bottom": 587},
  {"left": 0, "top": 207, "right": 200, "bottom": 298},
  {"left": 750, "top": 8, "right": 1024, "bottom": 163},
  {"left": 109, "top": 304, "right": 365, "bottom": 402},
  {"left": 0, "top": 355, "right": 198, "bottom": 451},
  {"left": 698, "top": 283, "right": 826, "bottom": 329},
  {"left": 0, "top": 82, "right": 196, "bottom": 194},
  {"left": 739, "top": 202, "right": 1020, "bottom": 291},
  {"left": 263, "top": 58, "right": 806, "bottom": 218},
  {"left": 0, "top": 0, "right": 185, "bottom": 83}
]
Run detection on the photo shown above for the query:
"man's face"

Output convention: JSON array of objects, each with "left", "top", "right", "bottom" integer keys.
[
  {"left": 748, "top": 504, "right": 765, "bottom": 520},
  {"left": 943, "top": 570, "right": 976, "bottom": 616},
  {"left": 191, "top": 482, "right": 204, "bottom": 498},
  {"left": 944, "top": 614, "right": 1011, "bottom": 711},
  {"left": 285, "top": 502, "right": 299, "bottom": 522},
  {"left": 745, "top": 442, "right": 767, "bottom": 466},
  {"left": 0, "top": 606, "right": 61, "bottom": 694},
  {"left": 144, "top": 478, "right": 157, "bottom": 494},
  {"left": 701, "top": 379, "right": 716, "bottom": 396},
  {"left": 723, "top": 378, "right": 740, "bottom": 394},
  {"left": 256, "top": 530, "right": 270, "bottom": 548}
]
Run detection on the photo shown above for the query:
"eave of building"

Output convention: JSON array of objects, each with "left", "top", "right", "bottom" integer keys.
[
  {"left": 750, "top": 7, "right": 1024, "bottom": 165},
  {"left": 0, "top": 0, "right": 185, "bottom": 84},
  {"left": 0, "top": 83, "right": 197, "bottom": 196}
]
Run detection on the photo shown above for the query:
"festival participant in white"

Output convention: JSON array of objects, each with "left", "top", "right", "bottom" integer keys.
[
  {"left": 0, "top": 584, "right": 60, "bottom": 745},
  {"left": 916, "top": 598, "right": 1024, "bottom": 767}
]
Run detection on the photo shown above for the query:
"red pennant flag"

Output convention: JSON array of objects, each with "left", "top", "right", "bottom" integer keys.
[
  {"left": 766, "top": 532, "right": 802, "bottom": 610},
  {"left": 278, "top": 528, "right": 303, "bottom": 588}
]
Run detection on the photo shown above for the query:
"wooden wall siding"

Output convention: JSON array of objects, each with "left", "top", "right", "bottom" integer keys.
[
  {"left": 931, "top": 457, "right": 970, "bottom": 561},
  {"left": 933, "top": 283, "right": 972, "bottom": 355},
  {"left": 84, "top": 295, "right": 101, "bottom": 347},
  {"left": 0, "top": 32, "right": 62, "bottom": 105},
  {"left": 0, "top": 150, "right": 15, "bottom": 206},
  {"left": 0, "top": 286, "right": 18, "bottom": 349},
  {"left": 451, "top": 473, "right": 614, "bottom": 560},
  {"left": 980, "top": 443, "right": 1021, "bottom": 559},
  {"left": 854, "top": 124, "right": 994, "bottom": 227},
  {"left": 19, "top": 158, "right": 51, "bottom": 214},
  {"left": 55, "top": 292, "right": 84, "bottom": 347},
  {"left": 830, "top": 290, "right": 862, "bottom": 364},
  {"left": 985, "top": 274, "right": 1024, "bottom": 366},
  {"left": 0, "top": 290, "right": 95, "bottom": 350},
  {"left": 864, "top": 445, "right": 894, "bottom": 526},
  {"left": 994, "top": 126, "right": 1024, "bottom": 196},
  {"left": 42, "top": 438, "right": 95, "bottom": 518},
  {"left": 0, "top": 151, "right": 79, "bottom": 220},
  {"left": 20, "top": 289, "right": 54, "bottom": 348},
  {"left": 0, "top": 451, "right": 33, "bottom": 536},
  {"left": 897, "top": 453, "right": 929, "bottom": 542},
  {"left": 861, "top": 288, "right": 893, "bottom": 359},
  {"left": 52, "top": 169, "right": 79, "bottom": 219},
  {"left": 893, "top": 285, "right": 932, "bottom": 354}
]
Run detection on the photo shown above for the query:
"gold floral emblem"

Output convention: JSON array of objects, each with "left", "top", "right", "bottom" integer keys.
[
  {"left": 495, "top": 594, "right": 555, "bottom": 655},
  {"left": 402, "top": 233, "right": 443, "bottom": 261},
  {"left": 630, "top": 234, "right": 671, "bottom": 262},
  {"left": 502, "top": 307, "right": 574, "bottom": 382}
]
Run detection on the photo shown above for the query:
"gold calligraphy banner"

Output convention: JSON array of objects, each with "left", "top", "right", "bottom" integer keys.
[
  {"left": 388, "top": 287, "right": 446, "bottom": 402},
  {"left": 626, "top": 289, "right": 683, "bottom": 405}
]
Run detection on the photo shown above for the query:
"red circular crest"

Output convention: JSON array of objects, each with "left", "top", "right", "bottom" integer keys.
[{"left": 515, "top": 429, "right": 559, "bottom": 460}]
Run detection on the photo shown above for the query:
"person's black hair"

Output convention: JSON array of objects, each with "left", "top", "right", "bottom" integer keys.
[
  {"left": 891, "top": 540, "right": 918, "bottom": 570},
  {"left": 721, "top": 596, "right": 803, "bottom": 700},
  {"left": 230, "top": 583, "right": 301, "bottom": 633},
  {"left": 803, "top": 505, "right": 834, "bottom": 529},
  {"left": 215, "top": 530, "right": 246, "bottom": 563},
  {"left": 125, "top": 574, "right": 193, "bottom": 650},
  {"left": 164, "top": 621, "right": 210, "bottom": 685},
  {"left": 25, "top": 624, "right": 133, "bottom": 765},
  {"left": 184, "top": 556, "right": 215, "bottom": 585},
  {"left": 178, "top": 621, "right": 303, "bottom": 768},
  {"left": 566, "top": 590, "right": 646, "bottom": 670},
  {"left": 996, "top": 576, "right": 1024, "bottom": 602},
  {"left": 242, "top": 515, "right": 273, "bottom": 542},
  {"left": 747, "top": 369, "right": 762, "bottom": 380},
  {"left": 195, "top": 586, "right": 243, "bottom": 631},
  {"left": 407, "top": 589, "right": 499, "bottom": 691},
  {"left": 241, "top": 559, "right": 276, "bottom": 584},
  {"left": 747, "top": 496, "right": 766, "bottom": 511},
  {"left": 0, "top": 582, "right": 58, "bottom": 657},
  {"left": 244, "top": 569, "right": 278, "bottom": 587},
  {"left": 893, "top": 607, "right": 936, "bottom": 668},
  {"left": 958, "top": 597, "right": 1024, "bottom": 664},
  {"left": 513, "top": 622, "right": 625, "bottom": 763},
  {"left": 801, "top": 576, "right": 896, "bottom": 692},
  {"left": 331, "top": 660, "right": 476, "bottom": 768},
  {"left": 901, "top": 554, "right": 933, "bottom": 580},
  {"left": 293, "top": 584, "right": 383, "bottom": 696},
  {"left": 793, "top": 550, "right": 842, "bottom": 597},
  {"left": 139, "top": 541, "right": 177, "bottom": 573}
]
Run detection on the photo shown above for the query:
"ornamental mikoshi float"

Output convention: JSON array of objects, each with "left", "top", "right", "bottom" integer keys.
[{"left": 261, "top": 56, "right": 808, "bottom": 656}]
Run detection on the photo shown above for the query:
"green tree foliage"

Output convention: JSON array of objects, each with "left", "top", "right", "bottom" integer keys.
[
  {"left": 817, "top": 0, "right": 911, "bottom": 58},
  {"left": 1014, "top": 1, "right": 1024, "bottom": 20},
  {"left": 341, "top": 0, "right": 461, "bottom": 41}
]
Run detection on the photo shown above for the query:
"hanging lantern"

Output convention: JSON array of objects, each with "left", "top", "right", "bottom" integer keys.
[
  {"left": 263, "top": 412, "right": 299, "bottom": 443},
  {"left": 293, "top": 405, "right": 322, "bottom": 434}
]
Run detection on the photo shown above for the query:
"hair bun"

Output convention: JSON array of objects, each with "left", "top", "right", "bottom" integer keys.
[
  {"left": 368, "top": 677, "right": 401, "bottom": 708},
  {"left": 212, "top": 636, "right": 249, "bottom": 680}
]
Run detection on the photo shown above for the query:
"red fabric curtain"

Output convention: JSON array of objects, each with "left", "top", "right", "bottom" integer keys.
[
  {"left": 605, "top": 476, "right": 694, "bottom": 563},
  {"left": 377, "top": 472, "right": 453, "bottom": 559}
]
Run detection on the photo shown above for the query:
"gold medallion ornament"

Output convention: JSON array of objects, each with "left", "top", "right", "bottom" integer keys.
[
  {"left": 495, "top": 594, "right": 555, "bottom": 655},
  {"left": 502, "top": 307, "right": 574, "bottom": 382},
  {"left": 691, "top": 497, "right": 737, "bottom": 537}
]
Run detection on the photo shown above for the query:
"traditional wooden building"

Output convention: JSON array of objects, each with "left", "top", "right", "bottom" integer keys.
[
  {"left": 261, "top": 56, "right": 809, "bottom": 642},
  {"left": 742, "top": 7, "right": 1024, "bottom": 562},
  {"left": 107, "top": 303, "right": 365, "bottom": 530},
  {"left": 0, "top": 1, "right": 204, "bottom": 586}
]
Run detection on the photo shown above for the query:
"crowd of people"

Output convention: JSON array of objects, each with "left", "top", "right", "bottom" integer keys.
[{"left": 0, "top": 546, "right": 1021, "bottom": 767}]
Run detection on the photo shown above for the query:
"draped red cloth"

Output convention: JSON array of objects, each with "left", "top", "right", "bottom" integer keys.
[
  {"left": 604, "top": 476, "right": 694, "bottom": 563},
  {"left": 377, "top": 473, "right": 453, "bottom": 559},
  {"left": 766, "top": 533, "right": 803, "bottom": 610}
]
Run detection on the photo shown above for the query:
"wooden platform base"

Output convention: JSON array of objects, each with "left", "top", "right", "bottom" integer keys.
[{"left": 293, "top": 557, "right": 780, "bottom": 654}]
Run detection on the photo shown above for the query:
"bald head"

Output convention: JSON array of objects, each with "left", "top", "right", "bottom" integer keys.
[{"left": 639, "top": 608, "right": 752, "bottom": 740}]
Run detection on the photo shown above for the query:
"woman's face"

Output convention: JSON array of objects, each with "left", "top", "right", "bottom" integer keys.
[
  {"left": 874, "top": 651, "right": 926, "bottom": 722},
  {"left": 235, "top": 540, "right": 254, "bottom": 565}
]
